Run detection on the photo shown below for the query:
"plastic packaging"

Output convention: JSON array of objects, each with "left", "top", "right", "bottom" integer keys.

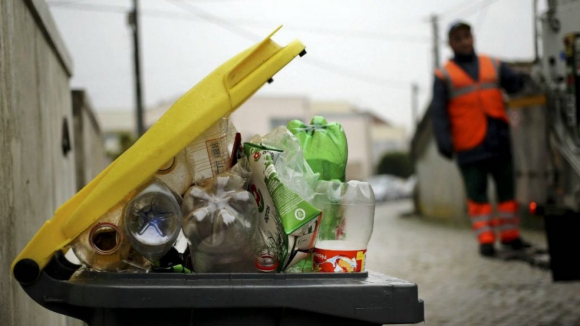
[
  {"left": 11, "top": 27, "right": 306, "bottom": 275},
  {"left": 184, "top": 118, "right": 237, "bottom": 187},
  {"left": 312, "top": 181, "right": 375, "bottom": 272},
  {"left": 71, "top": 200, "right": 149, "bottom": 272},
  {"left": 243, "top": 142, "right": 322, "bottom": 271},
  {"left": 155, "top": 150, "right": 193, "bottom": 196},
  {"left": 249, "top": 126, "right": 319, "bottom": 203},
  {"left": 287, "top": 116, "right": 348, "bottom": 182},
  {"left": 123, "top": 179, "right": 183, "bottom": 262},
  {"left": 181, "top": 164, "right": 264, "bottom": 273}
]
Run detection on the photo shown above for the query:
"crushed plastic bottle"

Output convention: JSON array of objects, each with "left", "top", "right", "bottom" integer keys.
[
  {"left": 312, "top": 181, "right": 375, "bottom": 273},
  {"left": 181, "top": 165, "right": 263, "bottom": 273},
  {"left": 287, "top": 116, "right": 348, "bottom": 182},
  {"left": 123, "top": 179, "right": 183, "bottom": 262}
]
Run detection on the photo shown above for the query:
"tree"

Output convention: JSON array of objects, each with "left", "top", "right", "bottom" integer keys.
[
  {"left": 106, "top": 132, "right": 137, "bottom": 161},
  {"left": 376, "top": 151, "right": 415, "bottom": 178}
]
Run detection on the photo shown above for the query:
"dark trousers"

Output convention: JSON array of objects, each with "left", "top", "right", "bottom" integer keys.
[{"left": 458, "top": 156, "right": 515, "bottom": 203}]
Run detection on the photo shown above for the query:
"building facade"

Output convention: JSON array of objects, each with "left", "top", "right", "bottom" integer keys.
[{"left": 99, "top": 97, "right": 410, "bottom": 182}]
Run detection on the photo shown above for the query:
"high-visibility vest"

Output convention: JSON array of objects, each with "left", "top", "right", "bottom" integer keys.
[{"left": 435, "top": 55, "right": 508, "bottom": 152}]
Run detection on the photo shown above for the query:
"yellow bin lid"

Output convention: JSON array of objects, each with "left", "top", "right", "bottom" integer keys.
[{"left": 12, "top": 26, "right": 306, "bottom": 282}]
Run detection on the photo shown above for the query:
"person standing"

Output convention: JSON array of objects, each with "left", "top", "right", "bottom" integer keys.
[{"left": 430, "top": 21, "right": 530, "bottom": 257}]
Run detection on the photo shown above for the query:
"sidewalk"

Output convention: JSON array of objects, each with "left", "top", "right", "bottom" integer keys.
[{"left": 366, "top": 200, "right": 580, "bottom": 326}]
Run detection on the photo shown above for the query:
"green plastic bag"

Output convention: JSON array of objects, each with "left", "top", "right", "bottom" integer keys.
[{"left": 287, "top": 116, "right": 348, "bottom": 182}]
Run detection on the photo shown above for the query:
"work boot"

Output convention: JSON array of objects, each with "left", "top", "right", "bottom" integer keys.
[
  {"left": 479, "top": 243, "right": 496, "bottom": 257},
  {"left": 501, "top": 237, "right": 532, "bottom": 251}
]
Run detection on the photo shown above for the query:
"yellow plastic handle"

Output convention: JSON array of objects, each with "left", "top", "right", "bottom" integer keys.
[{"left": 12, "top": 26, "right": 305, "bottom": 279}]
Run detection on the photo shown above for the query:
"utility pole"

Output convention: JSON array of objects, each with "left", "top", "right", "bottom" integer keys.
[
  {"left": 129, "top": 0, "right": 145, "bottom": 136},
  {"left": 430, "top": 14, "right": 441, "bottom": 70},
  {"left": 411, "top": 83, "right": 419, "bottom": 128},
  {"left": 533, "top": 0, "right": 539, "bottom": 63}
]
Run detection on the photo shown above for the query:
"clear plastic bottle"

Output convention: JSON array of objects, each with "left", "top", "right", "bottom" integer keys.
[
  {"left": 71, "top": 201, "right": 133, "bottom": 271},
  {"left": 312, "top": 180, "right": 375, "bottom": 273},
  {"left": 287, "top": 116, "right": 348, "bottom": 182},
  {"left": 123, "top": 179, "right": 183, "bottom": 262},
  {"left": 181, "top": 172, "right": 261, "bottom": 273}
]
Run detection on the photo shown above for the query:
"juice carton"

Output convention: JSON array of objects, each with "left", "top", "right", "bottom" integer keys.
[{"left": 243, "top": 142, "right": 322, "bottom": 271}]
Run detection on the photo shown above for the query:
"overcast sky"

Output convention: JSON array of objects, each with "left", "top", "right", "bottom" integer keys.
[{"left": 47, "top": 0, "right": 547, "bottom": 134}]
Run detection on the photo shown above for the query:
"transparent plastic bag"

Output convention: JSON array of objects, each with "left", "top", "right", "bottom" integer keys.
[{"left": 250, "top": 126, "right": 319, "bottom": 203}]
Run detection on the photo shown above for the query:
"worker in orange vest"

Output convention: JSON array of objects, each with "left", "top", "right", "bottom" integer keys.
[{"left": 430, "top": 21, "right": 530, "bottom": 257}]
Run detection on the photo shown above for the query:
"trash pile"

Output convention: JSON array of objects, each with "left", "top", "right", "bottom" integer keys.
[{"left": 71, "top": 116, "right": 375, "bottom": 274}]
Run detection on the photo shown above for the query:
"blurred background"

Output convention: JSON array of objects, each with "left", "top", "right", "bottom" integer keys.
[{"left": 5, "top": 1, "right": 580, "bottom": 325}]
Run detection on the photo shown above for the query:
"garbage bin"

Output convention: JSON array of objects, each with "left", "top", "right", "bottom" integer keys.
[
  {"left": 544, "top": 208, "right": 580, "bottom": 281},
  {"left": 12, "top": 26, "right": 425, "bottom": 325},
  {"left": 17, "top": 251, "right": 424, "bottom": 326}
]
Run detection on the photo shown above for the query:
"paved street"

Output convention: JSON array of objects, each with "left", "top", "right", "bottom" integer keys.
[{"left": 366, "top": 200, "right": 580, "bottom": 326}]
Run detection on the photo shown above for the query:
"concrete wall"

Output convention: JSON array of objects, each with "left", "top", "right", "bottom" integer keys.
[
  {"left": 72, "top": 90, "right": 109, "bottom": 190},
  {"left": 0, "top": 1, "right": 99, "bottom": 325}
]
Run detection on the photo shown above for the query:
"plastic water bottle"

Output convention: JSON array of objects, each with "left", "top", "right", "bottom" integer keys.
[
  {"left": 181, "top": 173, "right": 261, "bottom": 272},
  {"left": 123, "top": 179, "right": 183, "bottom": 262},
  {"left": 71, "top": 201, "right": 132, "bottom": 271},
  {"left": 71, "top": 200, "right": 149, "bottom": 272},
  {"left": 287, "top": 116, "right": 348, "bottom": 182},
  {"left": 312, "top": 180, "right": 375, "bottom": 273}
]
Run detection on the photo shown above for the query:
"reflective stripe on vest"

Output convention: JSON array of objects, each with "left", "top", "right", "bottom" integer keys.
[{"left": 435, "top": 55, "right": 508, "bottom": 152}]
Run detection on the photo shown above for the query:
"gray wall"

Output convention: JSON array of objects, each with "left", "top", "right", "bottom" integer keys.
[
  {"left": 1, "top": 1, "right": 102, "bottom": 325},
  {"left": 72, "top": 90, "right": 110, "bottom": 191}
]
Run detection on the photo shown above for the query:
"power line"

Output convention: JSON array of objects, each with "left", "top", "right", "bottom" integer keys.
[
  {"left": 433, "top": 0, "right": 500, "bottom": 43},
  {"left": 165, "top": 0, "right": 418, "bottom": 90},
  {"left": 47, "top": 2, "right": 128, "bottom": 13},
  {"left": 47, "top": 2, "right": 430, "bottom": 44},
  {"left": 453, "top": 0, "right": 500, "bottom": 19},
  {"left": 474, "top": 0, "right": 492, "bottom": 29},
  {"left": 276, "top": 25, "right": 429, "bottom": 43},
  {"left": 47, "top": 0, "right": 421, "bottom": 91},
  {"left": 175, "top": 0, "right": 252, "bottom": 2},
  {"left": 439, "top": 0, "right": 488, "bottom": 18},
  {"left": 165, "top": 0, "right": 260, "bottom": 41},
  {"left": 300, "top": 57, "right": 414, "bottom": 90},
  {"left": 47, "top": 0, "right": 90, "bottom": 5}
]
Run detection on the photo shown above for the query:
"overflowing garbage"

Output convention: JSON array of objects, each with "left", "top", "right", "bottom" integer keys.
[{"left": 70, "top": 116, "right": 375, "bottom": 274}]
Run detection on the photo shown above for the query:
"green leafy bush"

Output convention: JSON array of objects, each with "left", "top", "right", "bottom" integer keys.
[{"left": 376, "top": 151, "right": 414, "bottom": 178}]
